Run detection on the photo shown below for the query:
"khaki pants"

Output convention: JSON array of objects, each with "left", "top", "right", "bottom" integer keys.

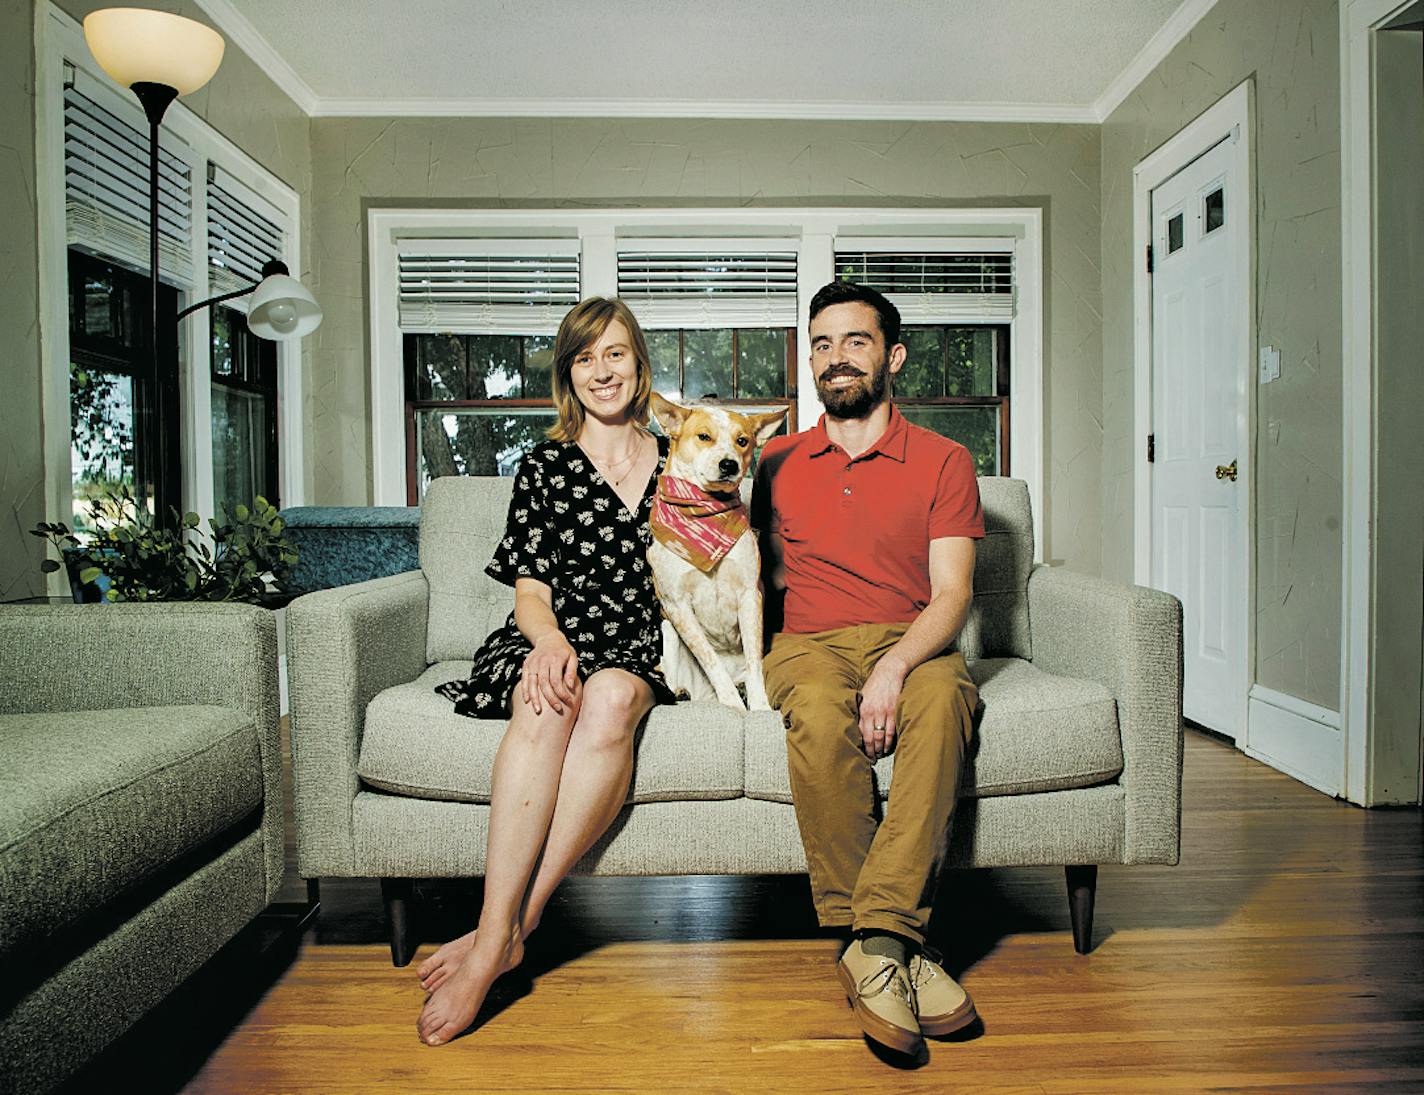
[{"left": 763, "top": 623, "right": 977, "bottom": 944}]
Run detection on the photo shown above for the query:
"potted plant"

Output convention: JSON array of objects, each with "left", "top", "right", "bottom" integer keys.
[{"left": 31, "top": 487, "right": 299, "bottom": 606}]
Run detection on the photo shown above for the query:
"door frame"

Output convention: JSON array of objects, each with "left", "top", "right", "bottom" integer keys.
[
  {"left": 1340, "top": 0, "right": 1424, "bottom": 806},
  {"left": 1132, "top": 79, "right": 1255, "bottom": 748}
]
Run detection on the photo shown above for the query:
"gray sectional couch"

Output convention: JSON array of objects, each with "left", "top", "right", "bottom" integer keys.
[
  {"left": 287, "top": 475, "right": 1184, "bottom": 965},
  {"left": 0, "top": 604, "right": 284, "bottom": 1095}
]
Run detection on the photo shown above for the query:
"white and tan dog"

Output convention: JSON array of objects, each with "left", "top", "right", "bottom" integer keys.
[{"left": 648, "top": 392, "right": 788, "bottom": 711}]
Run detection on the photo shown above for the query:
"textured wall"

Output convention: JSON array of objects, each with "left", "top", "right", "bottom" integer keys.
[
  {"left": 0, "top": 0, "right": 44, "bottom": 601},
  {"left": 0, "top": 0, "right": 315, "bottom": 605},
  {"left": 1100, "top": 0, "right": 1342, "bottom": 709},
  {"left": 308, "top": 117, "right": 1105, "bottom": 573}
]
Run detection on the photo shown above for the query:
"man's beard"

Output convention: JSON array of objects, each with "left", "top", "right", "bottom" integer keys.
[{"left": 815, "top": 356, "right": 890, "bottom": 420}]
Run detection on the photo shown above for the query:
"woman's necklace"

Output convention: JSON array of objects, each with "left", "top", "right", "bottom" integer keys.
[{"left": 580, "top": 431, "right": 646, "bottom": 488}]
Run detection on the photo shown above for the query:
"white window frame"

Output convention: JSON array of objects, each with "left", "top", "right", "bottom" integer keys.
[
  {"left": 36, "top": 3, "right": 305, "bottom": 591},
  {"left": 369, "top": 207, "right": 1044, "bottom": 558}
]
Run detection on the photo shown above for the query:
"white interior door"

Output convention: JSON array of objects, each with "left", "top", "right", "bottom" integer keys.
[{"left": 1150, "top": 137, "right": 1247, "bottom": 739}]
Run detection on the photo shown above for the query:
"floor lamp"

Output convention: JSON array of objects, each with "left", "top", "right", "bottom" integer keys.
[{"left": 82, "top": 8, "right": 223, "bottom": 519}]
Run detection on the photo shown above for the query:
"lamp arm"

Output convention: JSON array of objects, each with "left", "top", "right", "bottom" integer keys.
[{"left": 175, "top": 280, "right": 260, "bottom": 323}]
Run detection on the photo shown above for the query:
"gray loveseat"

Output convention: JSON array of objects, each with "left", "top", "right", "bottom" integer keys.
[
  {"left": 286, "top": 475, "right": 1182, "bottom": 966},
  {"left": 0, "top": 604, "right": 284, "bottom": 1095}
]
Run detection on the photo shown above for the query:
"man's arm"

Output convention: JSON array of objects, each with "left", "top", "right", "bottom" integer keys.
[{"left": 857, "top": 536, "right": 976, "bottom": 759}]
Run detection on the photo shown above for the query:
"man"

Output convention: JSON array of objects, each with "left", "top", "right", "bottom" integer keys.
[{"left": 752, "top": 280, "right": 984, "bottom": 1056}]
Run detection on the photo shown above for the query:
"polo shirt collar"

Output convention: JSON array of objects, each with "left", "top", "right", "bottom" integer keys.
[{"left": 807, "top": 406, "right": 909, "bottom": 463}]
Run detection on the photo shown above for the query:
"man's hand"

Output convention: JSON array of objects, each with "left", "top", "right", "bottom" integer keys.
[
  {"left": 521, "top": 632, "right": 580, "bottom": 716},
  {"left": 857, "top": 655, "right": 908, "bottom": 760}
]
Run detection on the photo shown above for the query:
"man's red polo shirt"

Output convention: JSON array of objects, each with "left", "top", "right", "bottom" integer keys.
[{"left": 753, "top": 407, "right": 984, "bottom": 634}]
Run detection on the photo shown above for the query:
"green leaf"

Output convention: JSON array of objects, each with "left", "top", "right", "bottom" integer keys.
[
  {"left": 78, "top": 566, "right": 103, "bottom": 584},
  {"left": 40, "top": 559, "right": 60, "bottom": 573},
  {"left": 234, "top": 504, "right": 249, "bottom": 521},
  {"left": 183, "top": 511, "right": 200, "bottom": 529}
]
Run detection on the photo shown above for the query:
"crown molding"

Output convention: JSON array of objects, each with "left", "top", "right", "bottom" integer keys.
[
  {"left": 1092, "top": 0, "right": 1221, "bottom": 121},
  {"left": 192, "top": 0, "right": 321, "bottom": 116},
  {"left": 308, "top": 96, "right": 1099, "bottom": 122}
]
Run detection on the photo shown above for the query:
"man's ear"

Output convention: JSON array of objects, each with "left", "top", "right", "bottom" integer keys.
[
  {"left": 887, "top": 341, "right": 907, "bottom": 377},
  {"left": 649, "top": 391, "right": 686, "bottom": 436},
  {"left": 752, "top": 406, "right": 790, "bottom": 447}
]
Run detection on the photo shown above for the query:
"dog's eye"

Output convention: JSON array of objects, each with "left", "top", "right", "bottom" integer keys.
[
  {"left": 736, "top": 436, "right": 750, "bottom": 447},
  {"left": 697, "top": 432, "right": 713, "bottom": 442}
]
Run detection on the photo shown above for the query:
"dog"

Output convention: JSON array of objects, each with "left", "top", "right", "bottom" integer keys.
[{"left": 648, "top": 392, "right": 788, "bottom": 712}]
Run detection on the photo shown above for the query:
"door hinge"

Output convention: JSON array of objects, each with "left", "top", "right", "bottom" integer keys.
[
  {"left": 1146, "top": 244, "right": 1154, "bottom": 274},
  {"left": 1147, "top": 433, "right": 1155, "bottom": 463}
]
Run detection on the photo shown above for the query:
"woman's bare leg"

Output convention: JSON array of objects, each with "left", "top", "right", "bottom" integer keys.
[
  {"left": 517, "top": 669, "right": 652, "bottom": 935},
  {"left": 418, "top": 670, "right": 651, "bottom": 995},
  {"left": 416, "top": 684, "right": 581, "bottom": 1046}
]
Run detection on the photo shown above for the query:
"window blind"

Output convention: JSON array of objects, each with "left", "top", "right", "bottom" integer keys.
[
  {"left": 397, "top": 241, "right": 581, "bottom": 334},
  {"left": 63, "top": 75, "right": 194, "bottom": 286},
  {"left": 834, "top": 246, "right": 1015, "bottom": 322},
  {"left": 617, "top": 247, "right": 798, "bottom": 329},
  {"left": 207, "top": 164, "right": 287, "bottom": 298}
]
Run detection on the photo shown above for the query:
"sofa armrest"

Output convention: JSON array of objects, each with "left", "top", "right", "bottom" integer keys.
[
  {"left": 0, "top": 602, "right": 284, "bottom": 897},
  {"left": 1026, "top": 565, "right": 1183, "bottom": 865},
  {"left": 284, "top": 570, "right": 430, "bottom": 876}
]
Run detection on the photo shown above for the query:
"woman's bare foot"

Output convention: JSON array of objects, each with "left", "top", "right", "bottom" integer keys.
[
  {"left": 417, "top": 929, "right": 477, "bottom": 993},
  {"left": 418, "top": 914, "right": 541, "bottom": 994},
  {"left": 416, "top": 930, "right": 524, "bottom": 1046}
]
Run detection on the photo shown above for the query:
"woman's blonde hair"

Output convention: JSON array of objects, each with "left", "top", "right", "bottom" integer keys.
[{"left": 546, "top": 296, "right": 653, "bottom": 442}]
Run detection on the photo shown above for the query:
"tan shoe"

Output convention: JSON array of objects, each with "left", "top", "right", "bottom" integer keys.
[
  {"left": 836, "top": 940, "right": 923, "bottom": 1054},
  {"left": 908, "top": 948, "right": 977, "bottom": 1036}
]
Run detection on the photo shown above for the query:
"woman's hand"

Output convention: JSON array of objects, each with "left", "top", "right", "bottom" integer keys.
[{"left": 521, "top": 631, "right": 580, "bottom": 716}]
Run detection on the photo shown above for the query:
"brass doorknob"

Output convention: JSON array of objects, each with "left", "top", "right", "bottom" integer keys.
[{"left": 1215, "top": 460, "right": 1238, "bottom": 482}]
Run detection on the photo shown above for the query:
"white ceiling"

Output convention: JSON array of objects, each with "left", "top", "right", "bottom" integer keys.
[{"left": 194, "top": 0, "right": 1213, "bottom": 121}]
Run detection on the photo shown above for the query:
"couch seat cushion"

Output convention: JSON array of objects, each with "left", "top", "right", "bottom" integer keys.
[
  {"left": 744, "top": 657, "right": 1121, "bottom": 803},
  {"left": 359, "top": 663, "right": 745, "bottom": 805},
  {"left": 0, "top": 705, "right": 263, "bottom": 960}
]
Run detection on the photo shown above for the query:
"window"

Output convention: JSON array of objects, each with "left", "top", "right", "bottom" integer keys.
[
  {"left": 369, "top": 208, "right": 1044, "bottom": 558},
  {"left": 835, "top": 246, "right": 1015, "bottom": 474},
  {"left": 211, "top": 306, "right": 278, "bottom": 514},
  {"left": 399, "top": 243, "right": 579, "bottom": 498},
  {"left": 67, "top": 249, "right": 179, "bottom": 529},
  {"left": 39, "top": 9, "right": 305, "bottom": 565}
]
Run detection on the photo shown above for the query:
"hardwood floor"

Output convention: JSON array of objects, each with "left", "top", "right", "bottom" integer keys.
[{"left": 86, "top": 730, "right": 1424, "bottom": 1093}]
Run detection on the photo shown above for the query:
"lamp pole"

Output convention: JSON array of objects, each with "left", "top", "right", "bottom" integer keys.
[{"left": 130, "top": 82, "right": 180, "bottom": 519}]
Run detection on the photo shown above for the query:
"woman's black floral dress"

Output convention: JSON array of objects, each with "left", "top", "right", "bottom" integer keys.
[{"left": 436, "top": 436, "right": 676, "bottom": 718}]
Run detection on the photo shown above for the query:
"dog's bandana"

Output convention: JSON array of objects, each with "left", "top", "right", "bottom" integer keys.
[{"left": 650, "top": 475, "right": 750, "bottom": 573}]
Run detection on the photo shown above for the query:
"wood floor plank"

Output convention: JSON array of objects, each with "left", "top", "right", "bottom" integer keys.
[{"left": 144, "top": 731, "right": 1424, "bottom": 1092}]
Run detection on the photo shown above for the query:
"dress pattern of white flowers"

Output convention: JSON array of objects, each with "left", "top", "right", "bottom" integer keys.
[{"left": 436, "top": 436, "right": 675, "bottom": 719}]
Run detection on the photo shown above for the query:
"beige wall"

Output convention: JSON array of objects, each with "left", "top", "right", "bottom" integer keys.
[
  {"left": 308, "top": 117, "right": 1106, "bottom": 573},
  {"left": 0, "top": 1, "right": 44, "bottom": 600},
  {"left": 1100, "top": 0, "right": 1343, "bottom": 709},
  {"left": 0, "top": 0, "right": 314, "bottom": 602}
]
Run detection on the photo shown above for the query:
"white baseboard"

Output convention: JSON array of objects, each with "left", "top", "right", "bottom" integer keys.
[{"left": 1243, "top": 685, "right": 1343, "bottom": 797}]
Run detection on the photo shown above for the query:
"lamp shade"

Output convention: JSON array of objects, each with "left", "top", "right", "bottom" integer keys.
[
  {"left": 247, "top": 272, "right": 322, "bottom": 341},
  {"left": 83, "top": 8, "right": 225, "bottom": 95}
]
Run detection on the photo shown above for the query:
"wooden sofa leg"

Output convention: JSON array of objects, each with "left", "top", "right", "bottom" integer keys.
[
  {"left": 381, "top": 878, "right": 417, "bottom": 967},
  {"left": 1065, "top": 865, "right": 1098, "bottom": 954}
]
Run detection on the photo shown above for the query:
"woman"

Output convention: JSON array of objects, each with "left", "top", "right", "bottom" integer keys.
[{"left": 418, "top": 297, "right": 674, "bottom": 1047}]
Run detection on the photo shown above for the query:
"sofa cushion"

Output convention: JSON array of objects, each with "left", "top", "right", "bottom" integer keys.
[
  {"left": 0, "top": 706, "right": 263, "bottom": 960},
  {"left": 744, "top": 657, "right": 1122, "bottom": 803},
  {"left": 359, "top": 663, "right": 745, "bottom": 805}
]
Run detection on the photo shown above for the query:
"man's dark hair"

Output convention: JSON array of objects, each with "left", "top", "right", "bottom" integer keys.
[{"left": 808, "top": 280, "right": 902, "bottom": 347}]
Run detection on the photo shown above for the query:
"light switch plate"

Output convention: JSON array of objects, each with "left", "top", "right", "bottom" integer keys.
[{"left": 1259, "top": 345, "right": 1280, "bottom": 383}]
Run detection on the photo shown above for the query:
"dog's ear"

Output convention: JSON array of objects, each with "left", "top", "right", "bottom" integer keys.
[
  {"left": 750, "top": 406, "right": 790, "bottom": 447},
  {"left": 650, "top": 391, "right": 688, "bottom": 436}
]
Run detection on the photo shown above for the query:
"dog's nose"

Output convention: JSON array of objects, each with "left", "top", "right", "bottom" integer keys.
[{"left": 717, "top": 458, "right": 740, "bottom": 479}]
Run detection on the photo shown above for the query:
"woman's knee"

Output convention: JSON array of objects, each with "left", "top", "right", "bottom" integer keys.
[
  {"left": 508, "top": 685, "right": 582, "bottom": 744},
  {"left": 573, "top": 671, "right": 650, "bottom": 747}
]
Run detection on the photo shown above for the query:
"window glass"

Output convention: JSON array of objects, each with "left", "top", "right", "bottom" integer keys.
[
  {"left": 1167, "top": 212, "right": 1185, "bottom": 253},
  {"left": 414, "top": 408, "right": 558, "bottom": 487},
  {"left": 682, "top": 329, "right": 733, "bottom": 400},
  {"left": 69, "top": 362, "right": 136, "bottom": 531},
  {"left": 1204, "top": 187, "right": 1225, "bottom": 234},
  {"left": 735, "top": 329, "right": 786, "bottom": 399},
  {"left": 898, "top": 405, "right": 1000, "bottom": 477}
]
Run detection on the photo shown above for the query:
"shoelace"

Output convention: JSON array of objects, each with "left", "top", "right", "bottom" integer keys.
[
  {"left": 857, "top": 959, "right": 917, "bottom": 1008},
  {"left": 909, "top": 947, "right": 945, "bottom": 991}
]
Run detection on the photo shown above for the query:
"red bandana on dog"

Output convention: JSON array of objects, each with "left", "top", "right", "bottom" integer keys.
[{"left": 649, "top": 475, "right": 750, "bottom": 573}]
